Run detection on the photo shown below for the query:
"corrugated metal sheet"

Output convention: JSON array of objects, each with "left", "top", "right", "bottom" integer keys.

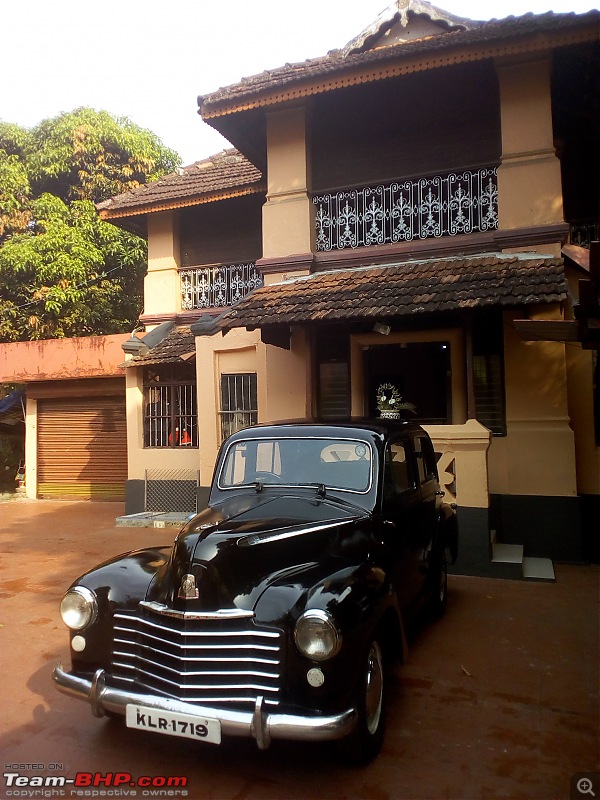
[{"left": 37, "top": 398, "right": 127, "bottom": 500}]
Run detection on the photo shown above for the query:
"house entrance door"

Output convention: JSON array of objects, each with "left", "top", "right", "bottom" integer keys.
[{"left": 364, "top": 341, "right": 451, "bottom": 423}]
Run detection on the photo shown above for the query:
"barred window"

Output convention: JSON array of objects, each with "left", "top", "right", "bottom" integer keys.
[
  {"left": 220, "top": 373, "right": 258, "bottom": 442},
  {"left": 143, "top": 365, "right": 198, "bottom": 448}
]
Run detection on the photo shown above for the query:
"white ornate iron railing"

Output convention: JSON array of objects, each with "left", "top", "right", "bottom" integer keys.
[
  {"left": 569, "top": 221, "right": 599, "bottom": 249},
  {"left": 313, "top": 168, "right": 498, "bottom": 251},
  {"left": 180, "top": 263, "right": 263, "bottom": 310}
]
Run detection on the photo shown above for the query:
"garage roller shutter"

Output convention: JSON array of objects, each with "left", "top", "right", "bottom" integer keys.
[{"left": 38, "top": 397, "right": 127, "bottom": 500}]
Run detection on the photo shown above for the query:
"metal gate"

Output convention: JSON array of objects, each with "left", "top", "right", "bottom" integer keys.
[{"left": 37, "top": 397, "right": 127, "bottom": 500}]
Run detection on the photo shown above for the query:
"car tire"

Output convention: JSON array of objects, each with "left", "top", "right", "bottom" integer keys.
[
  {"left": 428, "top": 551, "right": 448, "bottom": 619},
  {"left": 336, "top": 635, "right": 387, "bottom": 765}
]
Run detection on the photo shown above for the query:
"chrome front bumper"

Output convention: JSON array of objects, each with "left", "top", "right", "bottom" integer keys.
[{"left": 53, "top": 665, "right": 357, "bottom": 750}]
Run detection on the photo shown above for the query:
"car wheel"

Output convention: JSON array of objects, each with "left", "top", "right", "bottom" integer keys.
[
  {"left": 428, "top": 551, "right": 448, "bottom": 619},
  {"left": 336, "top": 636, "right": 387, "bottom": 764}
]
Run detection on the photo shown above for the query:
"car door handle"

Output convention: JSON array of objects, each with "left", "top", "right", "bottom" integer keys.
[{"left": 383, "top": 520, "right": 396, "bottom": 529}]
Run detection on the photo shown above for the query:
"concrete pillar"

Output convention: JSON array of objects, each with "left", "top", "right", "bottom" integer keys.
[
  {"left": 262, "top": 106, "right": 314, "bottom": 260},
  {"left": 144, "top": 211, "right": 181, "bottom": 317},
  {"left": 496, "top": 57, "right": 564, "bottom": 231}
]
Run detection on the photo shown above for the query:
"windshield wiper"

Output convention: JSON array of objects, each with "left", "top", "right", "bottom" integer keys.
[{"left": 303, "top": 482, "right": 326, "bottom": 498}]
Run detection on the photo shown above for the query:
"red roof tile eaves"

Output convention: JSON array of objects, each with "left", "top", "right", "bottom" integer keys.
[
  {"left": 98, "top": 183, "right": 266, "bottom": 220},
  {"left": 220, "top": 254, "right": 566, "bottom": 329},
  {"left": 201, "top": 12, "right": 598, "bottom": 116},
  {"left": 97, "top": 149, "right": 264, "bottom": 216}
]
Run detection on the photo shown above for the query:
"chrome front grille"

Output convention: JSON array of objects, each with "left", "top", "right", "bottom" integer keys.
[{"left": 111, "top": 603, "right": 283, "bottom": 710}]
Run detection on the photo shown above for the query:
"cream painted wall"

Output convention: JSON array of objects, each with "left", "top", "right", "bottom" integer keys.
[
  {"left": 564, "top": 269, "right": 600, "bottom": 494},
  {"left": 489, "top": 55, "right": 579, "bottom": 500},
  {"left": 125, "top": 362, "right": 201, "bottom": 482},
  {"left": 195, "top": 328, "right": 261, "bottom": 485},
  {"left": 144, "top": 211, "right": 181, "bottom": 317},
  {"left": 349, "top": 328, "right": 467, "bottom": 422},
  {"left": 259, "top": 327, "right": 310, "bottom": 423},
  {"left": 195, "top": 326, "right": 311, "bottom": 485},
  {"left": 25, "top": 397, "right": 37, "bottom": 499},
  {"left": 487, "top": 308, "right": 577, "bottom": 497},
  {"left": 424, "top": 420, "right": 492, "bottom": 509}
]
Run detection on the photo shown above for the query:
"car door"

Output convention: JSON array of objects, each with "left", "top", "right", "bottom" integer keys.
[
  {"left": 411, "top": 432, "right": 442, "bottom": 589},
  {"left": 380, "top": 436, "right": 423, "bottom": 612}
]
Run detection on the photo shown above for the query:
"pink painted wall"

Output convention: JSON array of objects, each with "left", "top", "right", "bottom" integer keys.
[{"left": 0, "top": 335, "right": 127, "bottom": 382}]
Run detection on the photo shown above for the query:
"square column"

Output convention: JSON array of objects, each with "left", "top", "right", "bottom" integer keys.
[{"left": 496, "top": 57, "right": 564, "bottom": 230}]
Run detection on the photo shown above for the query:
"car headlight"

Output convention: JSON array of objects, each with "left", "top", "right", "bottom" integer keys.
[
  {"left": 60, "top": 586, "right": 97, "bottom": 631},
  {"left": 294, "top": 609, "right": 341, "bottom": 661}
]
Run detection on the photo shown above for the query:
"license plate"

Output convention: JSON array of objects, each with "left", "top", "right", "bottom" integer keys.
[{"left": 126, "top": 704, "right": 221, "bottom": 744}]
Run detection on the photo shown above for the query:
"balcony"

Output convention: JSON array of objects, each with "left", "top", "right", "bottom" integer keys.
[
  {"left": 180, "top": 263, "right": 264, "bottom": 310},
  {"left": 569, "top": 220, "right": 599, "bottom": 249},
  {"left": 313, "top": 168, "right": 498, "bottom": 252}
]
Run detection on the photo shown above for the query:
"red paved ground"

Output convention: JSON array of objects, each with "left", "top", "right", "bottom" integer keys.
[{"left": 0, "top": 499, "right": 598, "bottom": 800}]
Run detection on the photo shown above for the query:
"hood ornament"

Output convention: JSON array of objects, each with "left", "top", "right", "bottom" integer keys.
[{"left": 178, "top": 573, "right": 199, "bottom": 600}]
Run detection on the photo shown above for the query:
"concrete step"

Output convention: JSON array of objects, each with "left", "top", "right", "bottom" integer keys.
[
  {"left": 492, "top": 542, "right": 524, "bottom": 564},
  {"left": 522, "top": 556, "right": 555, "bottom": 582},
  {"left": 491, "top": 539, "right": 555, "bottom": 582}
]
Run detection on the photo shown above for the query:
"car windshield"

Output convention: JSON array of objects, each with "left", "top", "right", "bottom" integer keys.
[{"left": 218, "top": 437, "right": 374, "bottom": 493}]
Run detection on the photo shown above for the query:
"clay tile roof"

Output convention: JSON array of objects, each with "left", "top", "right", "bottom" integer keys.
[
  {"left": 220, "top": 253, "right": 567, "bottom": 330},
  {"left": 200, "top": 11, "right": 599, "bottom": 115},
  {"left": 128, "top": 326, "right": 196, "bottom": 367},
  {"left": 97, "top": 149, "right": 264, "bottom": 218}
]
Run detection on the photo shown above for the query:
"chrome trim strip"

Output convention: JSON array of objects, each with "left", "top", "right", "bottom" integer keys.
[
  {"left": 114, "top": 627, "right": 279, "bottom": 651},
  {"left": 113, "top": 647, "right": 279, "bottom": 666},
  {"left": 116, "top": 614, "right": 278, "bottom": 640},
  {"left": 115, "top": 657, "right": 279, "bottom": 685},
  {"left": 113, "top": 656, "right": 279, "bottom": 683},
  {"left": 138, "top": 602, "right": 255, "bottom": 620},
  {"left": 237, "top": 518, "right": 355, "bottom": 547},
  {"left": 53, "top": 665, "right": 357, "bottom": 748},
  {"left": 128, "top": 664, "right": 280, "bottom": 693},
  {"left": 114, "top": 628, "right": 280, "bottom": 651}
]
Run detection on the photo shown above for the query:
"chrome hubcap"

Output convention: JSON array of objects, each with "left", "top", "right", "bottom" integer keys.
[{"left": 365, "top": 641, "right": 383, "bottom": 735}]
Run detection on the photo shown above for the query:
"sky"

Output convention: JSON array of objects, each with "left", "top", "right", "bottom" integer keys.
[{"left": 2, "top": 0, "right": 598, "bottom": 167}]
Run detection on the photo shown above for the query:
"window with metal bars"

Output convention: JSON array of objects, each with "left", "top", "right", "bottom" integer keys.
[
  {"left": 219, "top": 373, "right": 258, "bottom": 442},
  {"left": 143, "top": 365, "right": 198, "bottom": 448}
]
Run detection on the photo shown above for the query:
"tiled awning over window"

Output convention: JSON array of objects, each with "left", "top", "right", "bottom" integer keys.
[
  {"left": 127, "top": 326, "right": 195, "bottom": 367},
  {"left": 220, "top": 253, "right": 567, "bottom": 331}
]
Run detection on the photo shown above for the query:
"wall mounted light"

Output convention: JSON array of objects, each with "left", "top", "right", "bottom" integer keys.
[{"left": 373, "top": 322, "right": 391, "bottom": 336}]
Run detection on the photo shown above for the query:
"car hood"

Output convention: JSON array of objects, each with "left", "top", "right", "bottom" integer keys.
[{"left": 145, "top": 492, "right": 372, "bottom": 618}]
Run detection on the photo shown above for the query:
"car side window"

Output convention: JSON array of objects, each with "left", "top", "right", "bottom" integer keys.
[
  {"left": 414, "top": 435, "right": 437, "bottom": 484},
  {"left": 384, "top": 441, "right": 413, "bottom": 499}
]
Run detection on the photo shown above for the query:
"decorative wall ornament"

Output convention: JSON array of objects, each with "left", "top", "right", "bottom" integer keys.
[
  {"left": 376, "top": 383, "right": 416, "bottom": 419},
  {"left": 313, "top": 168, "right": 498, "bottom": 251}
]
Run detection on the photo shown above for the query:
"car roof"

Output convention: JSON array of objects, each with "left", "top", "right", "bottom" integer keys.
[{"left": 225, "top": 418, "right": 426, "bottom": 441}]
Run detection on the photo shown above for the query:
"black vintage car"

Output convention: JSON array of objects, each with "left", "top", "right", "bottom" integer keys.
[{"left": 54, "top": 420, "right": 458, "bottom": 762}]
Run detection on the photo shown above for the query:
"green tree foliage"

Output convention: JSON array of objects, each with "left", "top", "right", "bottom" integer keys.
[
  {"left": 0, "top": 150, "right": 30, "bottom": 237},
  {"left": 0, "top": 109, "right": 181, "bottom": 341},
  {"left": 24, "top": 108, "right": 180, "bottom": 203}
]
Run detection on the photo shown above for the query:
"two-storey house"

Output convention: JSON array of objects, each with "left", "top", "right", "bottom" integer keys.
[{"left": 98, "top": 0, "right": 600, "bottom": 575}]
